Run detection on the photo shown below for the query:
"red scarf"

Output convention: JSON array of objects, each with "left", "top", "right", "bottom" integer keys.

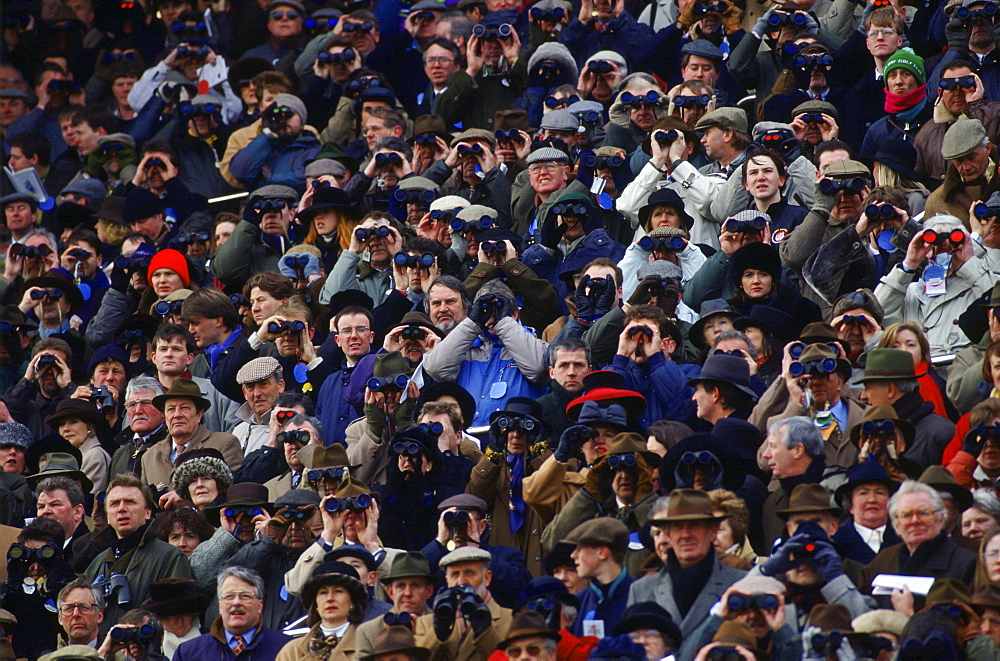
[
  {"left": 884, "top": 84, "right": 926, "bottom": 113},
  {"left": 915, "top": 360, "right": 949, "bottom": 419}
]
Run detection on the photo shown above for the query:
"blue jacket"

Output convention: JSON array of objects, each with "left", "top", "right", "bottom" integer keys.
[
  {"left": 229, "top": 131, "right": 321, "bottom": 194},
  {"left": 522, "top": 229, "right": 626, "bottom": 307},
  {"left": 571, "top": 567, "right": 633, "bottom": 637},
  {"left": 456, "top": 338, "right": 547, "bottom": 427},
  {"left": 315, "top": 361, "right": 359, "bottom": 445},
  {"left": 175, "top": 620, "right": 292, "bottom": 661},
  {"left": 607, "top": 353, "right": 700, "bottom": 426}
]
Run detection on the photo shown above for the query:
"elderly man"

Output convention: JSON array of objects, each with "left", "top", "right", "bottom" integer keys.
[
  {"left": 230, "top": 357, "right": 286, "bottom": 456},
  {"left": 84, "top": 474, "right": 191, "bottom": 636},
  {"left": 856, "top": 348, "right": 955, "bottom": 469},
  {"left": 109, "top": 376, "right": 167, "bottom": 478},
  {"left": 424, "top": 277, "right": 471, "bottom": 335},
  {"left": 510, "top": 147, "right": 586, "bottom": 238},
  {"left": 175, "top": 566, "right": 291, "bottom": 659},
  {"left": 35, "top": 476, "right": 89, "bottom": 557},
  {"left": 924, "top": 118, "right": 1000, "bottom": 223},
  {"left": 56, "top": 577, "right": 105, "bottom": 648},
  {"left": 629, "top": 489, "right": 746, "bottom": 638},
  {"left": 858, "top": 480, "right": 978, "bottom": 605},
  {"left": 497, "top": 611, "right": 562, "bottom": 661},
  {"left": 212, "top": 185, "right": 300, "bottom": 290},
  {"left": 760, "top": 416, "right": 832, "bottom": 549},
  {"left": 832, "top": 460, "right": 902, "bottom": 565},
  {"left": 423, "top": 131, "right": 513, "bottom": 228},
  {"left": 355, "top": 552, "right": 437, "bottom": 658},
  {"left": 415, "top": 546, "right": 513, "bottom": 661},
  {"left": 140, "top": 379, "right": 243, "bottom": 490},
  {"left": 423, "top": 282, "right": 548, "bottom": 425}
]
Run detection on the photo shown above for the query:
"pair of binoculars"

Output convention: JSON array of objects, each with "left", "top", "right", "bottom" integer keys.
[
  {"left": 324, "top": 493, "right": 373, "bottom": 512},
  {"left": 355, "top": 225, "right": 391, "bottom": 240}
]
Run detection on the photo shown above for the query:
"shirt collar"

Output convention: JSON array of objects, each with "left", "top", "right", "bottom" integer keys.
[{"left": 225, "top": 627, "right": 257, "bottom": 647}]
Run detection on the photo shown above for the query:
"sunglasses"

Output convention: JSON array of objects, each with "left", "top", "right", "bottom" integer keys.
[{"left": 270, "top": 10, "right": 300, "bottom": 20}]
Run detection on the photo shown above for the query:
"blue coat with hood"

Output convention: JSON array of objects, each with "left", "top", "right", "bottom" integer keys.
[{"left": 229, "top": 130, "right": 321, "bottom": 194}]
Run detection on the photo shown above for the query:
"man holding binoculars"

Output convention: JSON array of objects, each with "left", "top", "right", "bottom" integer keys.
[{"left": 229, "top": 93, "right": 321, "bottom": 193}]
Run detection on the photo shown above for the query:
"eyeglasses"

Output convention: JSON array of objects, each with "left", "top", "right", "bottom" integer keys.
[
  {"left": 866, "top": 28, "right": 897, "bottom": 39},
  {"left": 220, "top": 591, "right": 258, "bottom": 602},
  {"left": 124, "top": 399, "right": 154, "bottom": 411},
  {"left": 337, "top": 326, "right": 370, "bottom": 336},
  {"left": 506, "top": 645, "right": 544, "bottom": 658},
  {"left": 893, "top": 508, "right": 937, "bottom": 521},
  {"left": 425, "top": 56, "right": 454, "bottom": 64},
  {"left": 58, "top": 602, "right": 98, "bottom": 615},
  {"left": 269, "top": 10, "right": 300, "bottom": 20}
]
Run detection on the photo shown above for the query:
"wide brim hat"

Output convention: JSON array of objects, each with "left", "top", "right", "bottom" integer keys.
[
  {"left": 141, "top": 577, "right": 211, "bottom": 617},
  {"left": 799, "top": 321, "right": 851, "bottom": 356},
  {"left": 733, "top": 305, "right": 796, "bottom": 345},
  {"left": 872, "top": 139, "right": 920, "bottom": 182},
  {"left": 414, "top": 381, "right": 475, "bottom": 430},
  {"left": 204, "top": 482, "right": 272, "bottom": 526},
  {"left": 22, "top": 272, "right": 84, "bottom": 311},
  {"left": 688, "top": 299, "right": 736, "bottom": 348},
  {"left": 971, "top": 585, "right": 1000, "bottom": 614},
  {"left": 918, "top": 465, "right": 973, "bottom": 510},
  {"left": 359, "top": 626, "right": 430, "bottom": 661},
  {"left": 566, "top": 372, "right": 647, "bottom": 422},
  {"left": 25, "top": 434, "right": 82, "bottom": 475},
  {"left": 853, "top": 348, "right": 923, "bottom": 384},
  {"left": 729, "top": 242, "right": 781, "bottom": 287},
  {"left": 637, "top": 187, "right": 692, "bottom": 231},
  {"left": 410, "top": 113, "right": 452, "bottom": 143},
  {"left": 497, "top": 611, "right": 562, "bottom": 650},
  {"left": 43, "top": 398, "right": 106, "bottom": 432},
  {"left": 301, "top": 561, "right": 369, "bottom": 622},
  {"left": 489, "top": 396, "right": 550, "bottom": 436},
  {"left": 648, "top": 488, "right": 726, "bottom": 525},
  {"left": 834, "top": 457, "right": 899, "bottom": 504},
  {"left": 392, "top": 310, "right": 445, "bottom": 339},
  {"left": 297, "top": 186, "right": 354, "bottom": 221},
  {"left": 659, "top": 433, "right": 746, "bottom": 492},
  {"left": 297, "top": 443, "right": 353, "bottom": 470},
  {"left": 686, "top": 354, "right": 758, "bottom": 401},
  {"left": 847, "top": 404, "right": 915, "bottom": 449},
  {"left": 152, "top": 377, "right": 211, "bottom": 412},
  {"left": 796, "top": 343, "right": 853, "bottom": 381},
  {"left": 26, "top": 451, "right": 93, "bottom": 492},
  {"left": 612, "top": 602, "right": 682, "bottom": 646},
  {"left": 775, "top": 483, "right": 841, "bottom": 518}
]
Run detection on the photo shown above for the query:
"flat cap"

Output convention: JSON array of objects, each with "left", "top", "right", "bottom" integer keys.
[
  {"left": 942, "top": 116, "right": 988, "bottom": 160},
  {"left": 268, "top": 0, "right": 306, "bottom": 13},
  {"left": 438, "top": 493, "right": 488, "bottom": 513},
  {"left": 61, "top": 178, "right": 107, "bottom": 202},
  {"left": 563, "top": 517, "right": 629, "bottom": 554},
  {"left": 681, "top": 39, "right": 723, "bottom": 61},
  {"left": 584, "top": 50, "right": 628, "bottom": 76},
  {"left": 96, "top": 133, "right": 136, "bottom": 151},
  {"left": 456, "top": 204, "right": 496, "bottom": 222},
  {"left": 450, "top": 128, "right": 495, "bottom": 148},
  {"left": 40, "top": 646, "right": 101, "bottom": 661},
  {"left": 304, "top": 158, "right": 347, "bottom": 179},
  {"left": 539, "top": 109, "right": 579, "bottom": 132},
  {"left": 791, "top": 99, "right": 839, "bottom": 121},
  {"left": 440, "top": 546, "right": 492, "bottom": 567},
  {"left": 236, "top": 356, "right": 282, "bottom": 384},
  {"left": 823, "top": 159, "right": 871, "bottom": 179},
  {"left": 637, "top": 260, "right": 682, "bottom": 281},
  {"left": 396, "top": 176, "right": 439, "bottom": 192},
  {"left": 274, "top": 488, "right": 322, "bottom": 508},
  {"left": 525, "top": 147, "right": 571, "bottom": 165},
  {"left": 411, "top": 0, "right": 446, "bottom": 10},
  {"left": 730, "top": 574, "right": 785, "bottom": 594},
  {"left": 431, "top": 195, "right": 469, "bottom": 213},
  {"left": 0, "top": 88, "right": 28, "bottom": 99},
  {"left": 694, "top": 107, "right": 747, "bottom": 134},
  {"left": 251, "top": 184, "right": 299, "bottom": 200}
]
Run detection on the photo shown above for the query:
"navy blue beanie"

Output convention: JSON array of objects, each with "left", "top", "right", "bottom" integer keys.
[{"left": 88, "top": 344, "right": 131, "bottom": 375}]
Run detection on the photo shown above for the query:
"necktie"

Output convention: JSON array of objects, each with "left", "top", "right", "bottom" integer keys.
[
  {"left": 507, "top": 454, "right": 526, "bottom": 534},
  {"left": 291, "top": 471, "right": 301, "bottom": 489},
  {"left": 231, "top": 635, "right": 246, "bottom": 656}
]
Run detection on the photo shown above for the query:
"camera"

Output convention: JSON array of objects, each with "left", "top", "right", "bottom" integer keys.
[
  {"left": 355, "top": 225, "right": 391, "bottom": 241},
  {"left": 268, "top": 320, "right": 306, "bottom": 334},
  {"left": 368, "top": 374, "right": 409, "bottom": 392},
  {"left": 324, "top": 493, "right": 373, "bottom": 512},
  {"left": 450, "top": 216, "right": 493, "bottom": 233},
  {"left": 277, "top": 430, "right": 311, "bottom": 445},
  {"left": 110, "top": 623, "right": 156, "bottom": 644},
  {"left": 90, "top": 386, "right": 116, "bottom": 413},
  {"left": 10, "top": 244, "right": 52, "bottom": 259},
  {"left": 153, "top": 300, "right": 183, "bottom": 316}
]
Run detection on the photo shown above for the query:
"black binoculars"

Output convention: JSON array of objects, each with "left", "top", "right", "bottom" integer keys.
[
  {"left": 393, "top": 252, "right": 436, "bottom": 269},
  {"left": 268, "top": 320, "right": 306, "bottom": 334},
  {"left": 278, "top": 430, "right": 311, "bottom": 445},
  {"left": 110, "top": 623, "right": 156, "bottom": 644},
  {"left": 368, "top": 374, "right": 409, "bottom": 392},
  {"left": 324, "top": 493, "right": 373, "bottom": 512},
  {"left": 318, "top": 48, "right": 355, "bottom": 64},
  {"left": 11, "top": 244, "right": 52, "bottom": 259},
  {"left": 31, "top": 288, "right": 63, "bottom": 300},
  {"left": 355, "top": 225, "right": 391, "bottom": 240}
]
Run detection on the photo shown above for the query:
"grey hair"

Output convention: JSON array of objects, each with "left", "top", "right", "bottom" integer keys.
[
  {"left": 621, "top": 72, "right": 659, "bottom": 93},
  {"left": 58, "top": 577, "right": 106, "bottom": 611},
  {"left": 424, "top": 276, "right": 472, "bottom": 315},
  {"left": 36, "top": 476, "right": 85, "bottom": 507},
  {"left": 476, "top": 279, "right": 516, "bottom": 309},
  {"left": 562, "top": 604, "right": 578, "bottom": 622},
  {"left": 768, "top": 416, "right": 824, "bottom": 458},
  {"left": 893, "top": 379, "right": 920, "bottom": 394},
  {"left": 971, "top": 488, "right": 1000, "bottom": 521},
  {"left": 923, "top": 214, "right": 965, "bottom": 234},
  {"left": 547, "top": 337, "right": 592, "bottom": 368},
  {"left": 286, "top": 413, "right": 324, "bottom": 439},
  {"left": 887, "top": 480, "right": 946, "bottom": 527},
  {"left": 126, "top": 375, "right": 165, "bottom": 401},
  {"left": 650, "top": 495, "right": 672, "bottom": 521},
  {"left": 711, "top": 330, "right": 759, "bottom": 360},
  {"left": 217, "top": 566, "right": 265, "bottom": 600},
  {"left": 24, "top": 227, "right": 59, "bottom": 249}
]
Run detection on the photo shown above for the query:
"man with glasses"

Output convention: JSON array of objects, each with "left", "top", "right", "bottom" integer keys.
[
  {"left": 316, "top": 306, "right": 375, "bottom": 445},
  {"left": 175, "top": 566, "right": 291, "bottom": 659},
  {"left": 56, "top": 578, "right": 105, "bottom": 648},
  {"left": 418, "top": 39, "right": 462, "bottom": 117},
  {"left": 109, "top": 376, "right": 167, "bottom": 478},
  {"left": 858, "top": 480, "right": 977, "bottom": 605}
]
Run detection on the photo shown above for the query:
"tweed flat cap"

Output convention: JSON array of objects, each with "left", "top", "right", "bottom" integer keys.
[
  {"left": 525, "top": 147, "right": 571, "bottom": 165},
  {"left": 0, "top": 422, "right": 32, "bottom": 449},
  {"left": 540, "top": 109, "right": 579, "bottom": 132},
  {"left": 450, "top": 128, "right": 495, "bottom": 148},
  {"left": 791, "top": 99, "right": 839, "bottom": 121},
  {"left": 251, "top": 184, "right": 299, "bottom": 200},
  {"left": 823, "top": 159, "right": 871, "bottom": 179},
  {"left": 304, "top": 158, "right": 347, "bottom": 179},
  {"left": 456, "top": 204, "right": 497, "bottom": 222},
  {"left": 942, "top": 117, "right": 987, "bottom": 160},
  {"left": 97, "top": 133, "right": 136, "bottom": 151},
  {"left": 694, "top": 107, "right": 747, "bottom": 134},
  {"left": 236, "top": 357, "right": 282, "bottom": 384},
  {"left": 440, "top": 546, "right": 491, "bottom": 567},
  {"left": 682, "top": 39, "right": 723, "bottom": 61},
  {"left": 563, "top": 517, "right": 629, "bottom": 553}
]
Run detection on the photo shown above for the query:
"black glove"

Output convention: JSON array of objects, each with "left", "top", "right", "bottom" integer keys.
[
  {"left": 628, "top": 277, "right": 658, "bottom": 307},
  {"left": 262, "top": 108, "right": 287, "bottom": 134},
  {"left": 556, "top": 424, "right": 595, "bottom": 463},
  {"left": 110, "top": 264, "right": 130, "bottom": 293},
  {"left": 594, "top": 274, "right": 617, "bottom": 317},
  {"left": 947, "top": 15, "right": 972, "bottom": 50},
  {"left": 573, "top": 275, "right": 596, "bottom": 320},
  {"left": 539, "top": 215, "right": 564, "bottom": 251},
  {"left": 810, "top": 539, "right": 845, "bottom": 583},
  {"left": 494, "top": 294, "right": 513, "bottom": 323},
  {"left": 469, "top": 295, "right": 497, "bottom": 331},
  {"left": 759, "top": 532, "right": 811, "bottom": 576},
  {"left": 467, "top": 601, "right": 492, "bottom": 636},
  {"left": 963, "top": 427, "right": 988, "bottom": 457},
  {"left": 431, "top": 590, "right": 457, "bottom": 641}
]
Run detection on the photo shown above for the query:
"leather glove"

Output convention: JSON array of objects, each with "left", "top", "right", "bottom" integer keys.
[
  {"left": 963, "top": 427, "right": 987, "bottom": 457},
  {"left": 810, "top": 539, "right": 845, "bottom": 583},
  {"left": 720, "top": 1, "right": 742, "bottom": 33},
  {"left": 556, "top": 424, "right": 595, "bottom": 463},
  {"left": 628, "top": 276, "right": 659, "bottom": 307},
  {"left": 753, "top": 8, "right": 777, "bottom": 37},
  {"left": 947, "top": 15, "right": 972, "bottom": 50},
  {"left": 813, "top": 180, "right": 837, "bottom": 215},
  {"left": 573, "top": 275, "right": 596, "bottom": 320},
  {"left": 759, "top": 532, "right": 811, "bottom": 576},
  {"left": 493, "top": 294, "right": 514, "bottom": 323},
  {"left": 469, "top": 295, "right": 498, "bottom": 331},
  {"left": 279, "top": 252, "right": 321, "bottom": 279},
  {"left": 431, "top": 590, "right": 457, "bottom": 641},
  {"left": 539, "top": 214, "right": 564, "bottom": 251},
  {"left": 594, "top": 274, "right": 617, "bottom": 316},
  {"left": 110, "top": 264, "right": 131, "bottom": 293},
  {"left": 677, "top": 1, "right": 698, "bottom": 28},
  {"left": 468, "top": 602, "right": 492, "bottom": 636}
]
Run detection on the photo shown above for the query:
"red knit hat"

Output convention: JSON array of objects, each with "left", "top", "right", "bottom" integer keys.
[{"left": 147, "top": 248, "right": 191, "bottom": 286}]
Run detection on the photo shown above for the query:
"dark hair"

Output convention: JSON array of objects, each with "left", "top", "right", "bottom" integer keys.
[
  {"left": 107, "top": 473, "right": 156, "bottom": 510},
  {"left": 699, "top": 381, "right": 753, "bottom": 414},
  {"left": 333, "top": 305, "right": 374, "bottom": 332},
  {"left": 108, "top": 61, "right": 143, "bottom": 82},
  {"left": 366, "top": 107, "right": 405, "bottom": 132},
  {"left": 275, "top": 391, "right": 315, "bottom": 415},
  {"left": 35, "top": 63, "right": 67, "bottom": 87},
  {"left": 64, "top": 228, "right": 101, "bottom": 256},
  {"left": 681, "top": 52, "right": 721, "bottom": 72},
  {"left": 742, "top": 146, "right": 786, "bottom": 182},
  {"left": 322, "top": 35, "right": 354, "bottom": 51},
  {"left": 424, "top": 276, "right": 472, "bottom": 316},
  {"left": 9, "top": 132, "right": 51, "bottom": 166},
  {"left": 404, "top": 236, "right": 446, "bottom": 258},
  {"left": 141, "top": 139, "right": 178, "bottom": 163},
  {"left": 942, "top": 59, "right": 978, "bottom": 76},
  {"left": 862, "top": 185, "right": 907, "bottom": 211},
  {"left": 424, "top": 37, "right": 464, "bottom": 68},
  {"left": 181, "top": 288, "right": 241, "bottom": 331},
  {"left": 815, "top": 139, "right": 853, "bottom": 161},
  {"left": 581, "top": 257, "right": 624, "bottom": 289},
  {"left": 17, "top": 516, "right": 65, "bottom": 547},
  {"left": 71, "top": 106, "right": 116, "bottom": 134},
  {"left": 153, "top": 323, "right": 198, "bottom": 354},
  {"left": 155, "top": 505, "right": 215, "bottom": 543},
  {"left": 347, "top": 9, "right": 378, "bottom": 26},
  {"left": 253, "top": 71, "right": 294, "bottom": 103},
  {"left": 647, "top": 420, "right": 694, "bottom": 454},
  {"left": 37, "top": 476, "right": 86, "bottom": 508},
  {"left": 33, "top": 338, "right": 73, "bottom": 365},
  {"left": 243, "top": 271, "right": 295, "bottom": 302}
]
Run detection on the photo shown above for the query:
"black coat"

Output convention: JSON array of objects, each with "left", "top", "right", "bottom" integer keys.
[{"left": 832, "top": 518, "right": 903, "bottom": 566}]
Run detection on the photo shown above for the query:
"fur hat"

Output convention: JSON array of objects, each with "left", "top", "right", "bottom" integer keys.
[{"left": 169, "top": 453, "right": 234, "bottom": 496}]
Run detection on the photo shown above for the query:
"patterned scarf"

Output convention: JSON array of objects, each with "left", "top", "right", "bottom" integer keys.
[{"left": 308, "top": 627, "right": 341, "bottom": 657}]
